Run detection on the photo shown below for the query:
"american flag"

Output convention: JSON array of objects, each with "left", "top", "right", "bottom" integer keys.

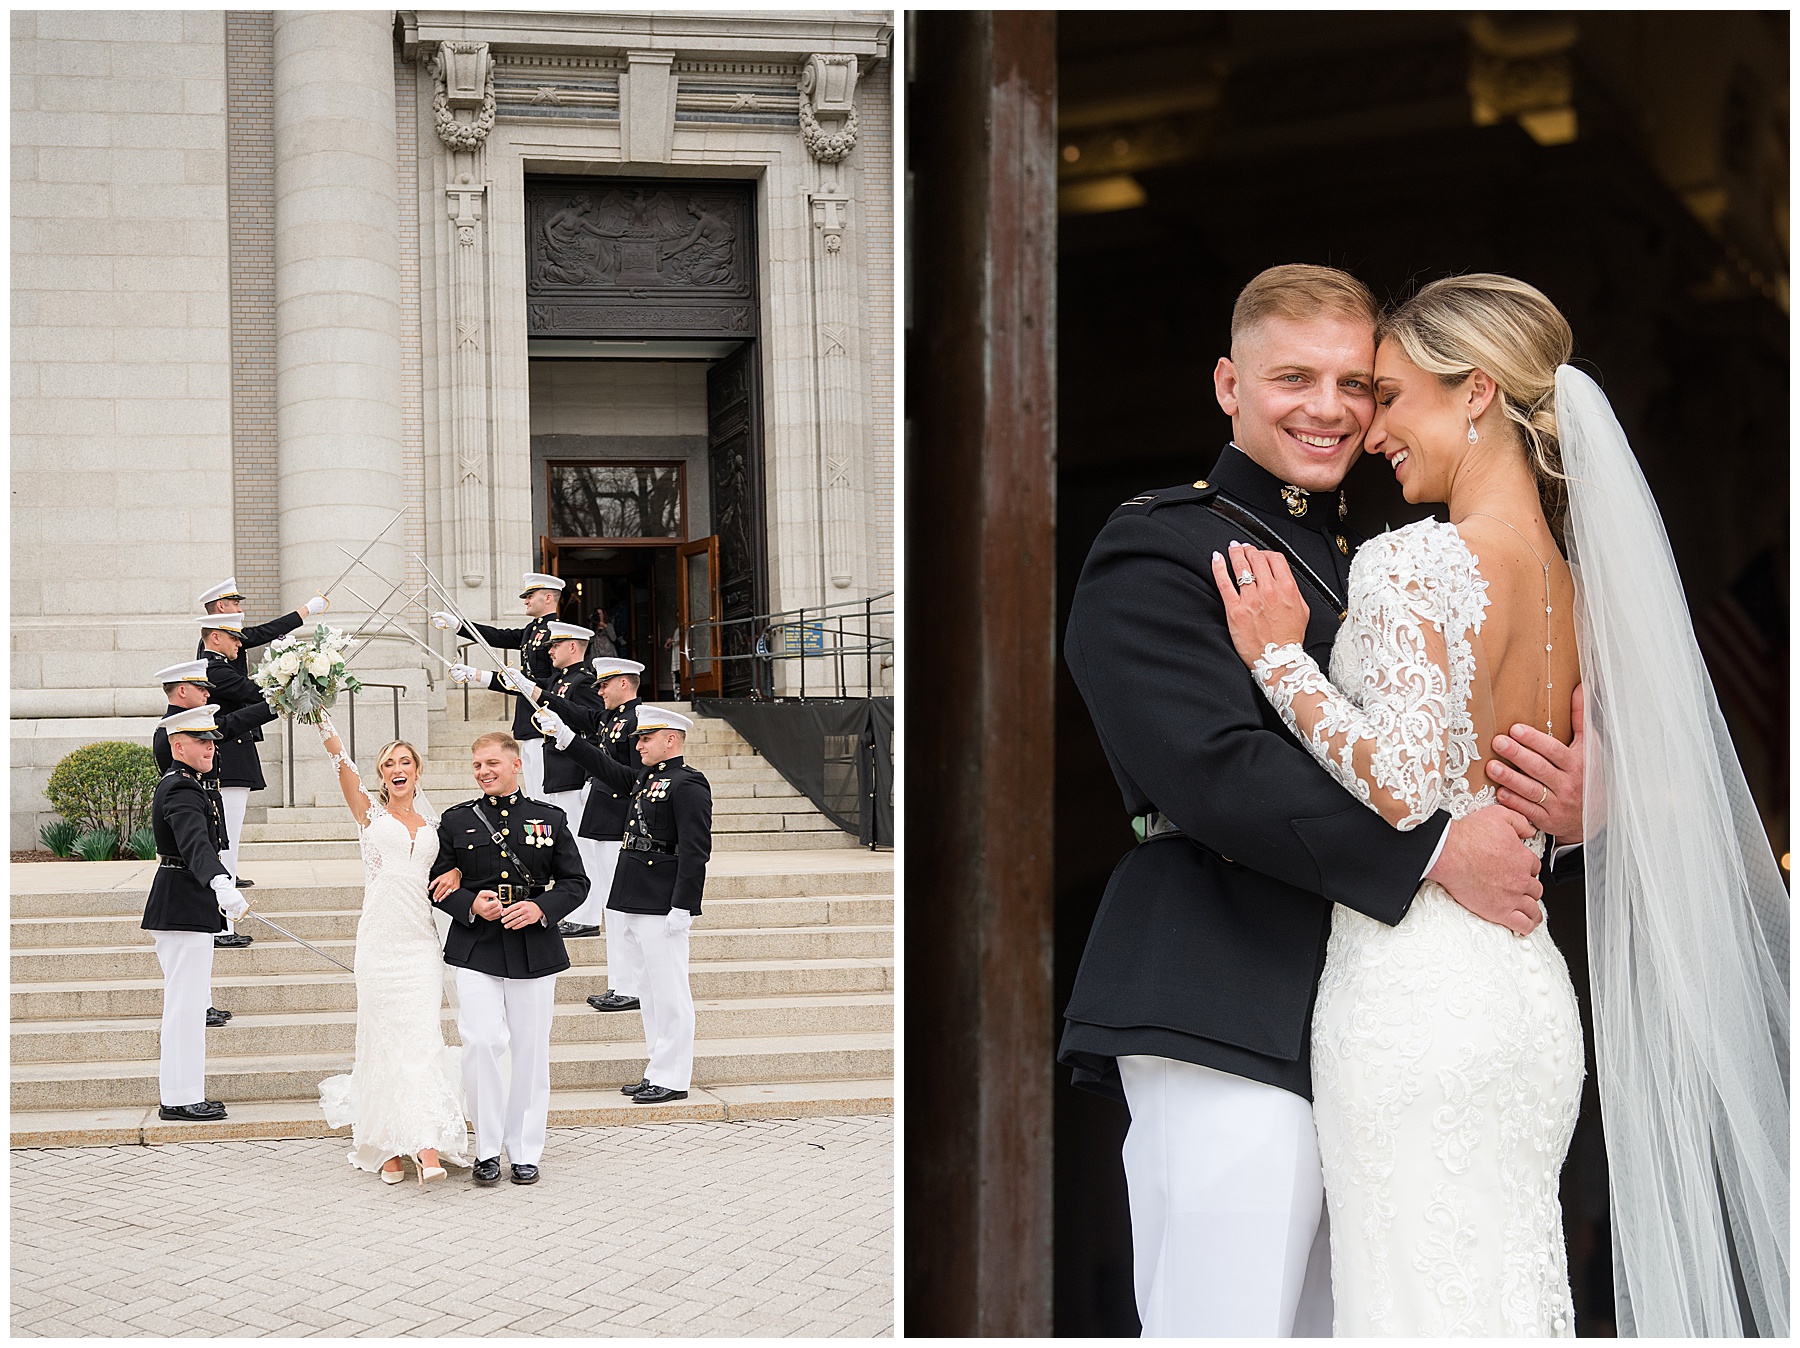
[{"left": 1695, "top": 549, "right": 1787, "bottom": 810}]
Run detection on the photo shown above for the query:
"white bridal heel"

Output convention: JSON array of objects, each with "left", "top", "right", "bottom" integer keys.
[
  {"left": 417, "top": 1154, "right": 447, "bottom": 1187},
  {"left": 379, "top": 1160, "right": 406, "bottom": 1185}
]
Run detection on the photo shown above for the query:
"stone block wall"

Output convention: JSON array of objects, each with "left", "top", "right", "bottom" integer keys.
[{"left": 12, "top": 10, "right": 236, "bottom": 696}]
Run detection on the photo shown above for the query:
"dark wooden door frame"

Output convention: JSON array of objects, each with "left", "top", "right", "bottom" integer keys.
[{"left": 905, "top": 11, "right": 1059, "bottom": 1337}]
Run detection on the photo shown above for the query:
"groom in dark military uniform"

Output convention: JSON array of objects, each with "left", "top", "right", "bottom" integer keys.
[
  {"left": 1059, "top": 264, "right": 1587, "bottom": 1336},
  {"left": 428, "top": 731, "right": 589, "bottom": 1186}
]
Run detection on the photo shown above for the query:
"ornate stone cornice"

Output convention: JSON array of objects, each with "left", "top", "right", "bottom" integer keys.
[{"left": 400, "top": 11, "right": 891, "bottom": 66}]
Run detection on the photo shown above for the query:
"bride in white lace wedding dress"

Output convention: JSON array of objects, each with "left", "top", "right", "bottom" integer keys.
[{"left": 314, "top": 718, "right": 470, "bottom": 1183}]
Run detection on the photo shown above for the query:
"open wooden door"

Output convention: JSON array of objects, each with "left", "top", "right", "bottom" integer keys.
[{"left": 677, "top": 535, "right": 722, "bottom": 698}]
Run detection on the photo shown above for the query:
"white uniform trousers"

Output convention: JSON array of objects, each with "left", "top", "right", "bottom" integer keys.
[
  {"left": 520, "top": 739, "right": 545, "bottom": 801},
  {"left": 455, "top": 968, "right": 557, "bottom": 1166},
  {"left": 548, "top": 785, "right": 603, "bottom": 926},
  {"left": 615, "top": 910, "right": 694, "bottom": 1091},
  {"left": 153, "top": 931, "right": 215, "bottom": 1106},
  {"left": 217, "top": 785, "right": 250, "bottom": 933},
  {"left": 1118, "top": 1054, "right": 1332, "bottom": 1338}
]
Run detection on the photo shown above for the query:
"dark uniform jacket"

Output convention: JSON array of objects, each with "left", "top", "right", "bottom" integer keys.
[
  {"left": 153, "top": 700, "right": 278, "bottom": 792},
  {"left": 1058, "top": 444, "right": 1454, "bottom": 1104},
  {"left": 459, "top": 616, "right": 555, "bottom": 742},
  {"left": 141, "top": 766, "right": 231, "bottom": 933},
  {"left": 526, "top": 664, "right": 604, "bottom": 794},
  {"left": 574, "top": 697, "right": 641, "bottom": 841},
  {"left": 202, "top": 651, "right": 272, "bottom": 790},
  {"left": 559, "top": 735, "right": 711, "bottom": 915},
  {"left": 429, "top": 791, "right": 589, "bottom": 978},
  {"left": 195, "top": 610, "right": 303, "bottom": 746}
]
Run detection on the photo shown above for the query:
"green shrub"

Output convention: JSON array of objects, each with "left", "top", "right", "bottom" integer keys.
[
  {"left": 127, "top": 826, "right": 157, "bottom": 861},
  {"left": 39, "top": 819, "right": 81, "bottom": 858},
  {"left": 45, "top": 741, "right": 160, "bottom": 839},
  {"left": 72, "top": 827, "right": 120, "bottom": 862}
]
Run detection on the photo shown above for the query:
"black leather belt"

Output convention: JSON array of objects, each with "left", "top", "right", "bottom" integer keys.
[
  {"left": 157, "top": 855, "right": 188, "bottom": 869},
  {"left": 623, "top": 835, "right": 677, "bottom": 855}
]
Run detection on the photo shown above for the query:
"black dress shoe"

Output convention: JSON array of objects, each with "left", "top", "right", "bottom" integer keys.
[
  {"left": 510, "top": 1164, "right": 540, "bottom": 1185},
  {"left": 557, "top": 921, "right": 601, "bottom": 938},
  {"left": 632, "top": 1085, "right": 688, "bottom": 1104},
  {"left": 208, "top": 1006, "right": 233, "bottom": 1021},
  {"left": 159, "top": 1102, "right": 227, "bottom": 1121},
  {"left": 620, "top": 1077, "right": 650, "bottom": 1096},
  {"left": 587, "top": 992, "right": 640, "bottom": 1012},
  {"left": 205, "top": 1007, "right": 231, "bottom": 1028},
  {"left": 214, "top": 932, "right": 253, "bottom": 948},
  {"left": 472, "top": 1157, "right": 502, "bottom": 1185},
  {"left": 234, "top": 877, "right": 254, "bottom": 889}
]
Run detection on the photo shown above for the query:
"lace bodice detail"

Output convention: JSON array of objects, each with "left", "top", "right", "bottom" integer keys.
[
  {"left": 1253, "top": 518, "right": 1491, "bottom": 827},
  {"left": 357, "top": 799, "right": 437, "bottom": 885}
]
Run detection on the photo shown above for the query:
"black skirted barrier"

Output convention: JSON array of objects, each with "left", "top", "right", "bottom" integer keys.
[{"left": 695, "top": 698, "right": 894, "bottom": 848}]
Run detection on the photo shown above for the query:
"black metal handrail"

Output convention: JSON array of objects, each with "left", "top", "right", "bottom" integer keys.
[
  {"left": 284, "top": 681, "right": 406, "bottom": 807},
  {"left": 684, "top": 591, "right": 894, "bottom": 700}
]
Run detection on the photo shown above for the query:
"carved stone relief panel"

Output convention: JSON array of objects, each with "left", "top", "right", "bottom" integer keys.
[{"left": 525, "top": 176, "right": 758, "bottom": 338}]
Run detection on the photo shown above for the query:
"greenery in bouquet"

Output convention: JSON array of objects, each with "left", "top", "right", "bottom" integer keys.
[{"left": 252, "top": 623, "right": 362, "bottom": 724}]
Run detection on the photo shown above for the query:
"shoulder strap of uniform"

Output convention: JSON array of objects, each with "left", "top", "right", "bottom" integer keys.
[{"left": 1207, "top": 494, "right": 1347, "bottom": 620}]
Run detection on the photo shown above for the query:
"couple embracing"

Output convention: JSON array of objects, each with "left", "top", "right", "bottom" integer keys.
[{"left": 1062, "top": 267, "right": 1788, "bottom": 1336}]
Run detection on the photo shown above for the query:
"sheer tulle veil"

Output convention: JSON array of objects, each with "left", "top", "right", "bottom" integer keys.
[{"left": 1558, "top": 364, "right": 1789, "bottom": 1336}]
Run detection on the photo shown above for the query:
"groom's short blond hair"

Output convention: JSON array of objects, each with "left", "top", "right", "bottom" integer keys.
[
  {"left": 471, "top": 731, "right": 519, "bottom": 757},
  {"left": 1231, "top": 265, "right": 1380, "bottom": 355}
]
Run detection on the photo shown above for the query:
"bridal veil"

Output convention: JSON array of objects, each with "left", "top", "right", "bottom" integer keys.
[{"left": 1559, "top": 364, "right": 1789, "bottom": 1336}]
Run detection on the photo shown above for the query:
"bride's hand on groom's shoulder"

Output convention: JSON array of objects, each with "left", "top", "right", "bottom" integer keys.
[
  {"left": 1210, "top": 542, "right": 1310, "bottom": 669},
  {"left": 1486, "top": 683, "right": 1586, "bottom": 843}
]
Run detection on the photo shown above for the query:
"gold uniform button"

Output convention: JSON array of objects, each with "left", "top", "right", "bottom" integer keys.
[
  {"left": 502, "top": 828, "right": 510, "bottom": 836},
  {"left": 501, "top": 871, "right": 510, "bottom": 879},
  {"left": 1336, "top": 534, "right": 1349, "bottom": 554},
  {"left": 1193, "top": 479, "right": 1208, "bottom": 489}
]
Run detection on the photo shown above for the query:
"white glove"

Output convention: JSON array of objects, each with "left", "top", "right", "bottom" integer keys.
[
  {"left": 665, "top": 909, "right": 694, "bottom": 938},
  {"left": 499, "top": 666, "right": 534, "bottom": 696},
  {"left": 212, "top": 875, "right": 248, "bottom": 921},
  {"left": 449, "top": 663, "right": 491, "bottom": 688},
  {"left": 535, "top": 709, "right": 571, "bottom": 746},
  {"left": 430, "top": 610, "right": 458, "bottom": 631},
  {"left": 301, "top": 594, "right": 327, "bottom": 617}
]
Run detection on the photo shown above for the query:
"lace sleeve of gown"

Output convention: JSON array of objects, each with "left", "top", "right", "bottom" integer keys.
[{"left": 1251, "top": 521, "right": 1488, "bottom": 830}]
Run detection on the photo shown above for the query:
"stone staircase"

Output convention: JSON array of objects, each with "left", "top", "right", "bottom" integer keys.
[{"left": 10, "top": 847, "right": 892, "bottom": 1147}]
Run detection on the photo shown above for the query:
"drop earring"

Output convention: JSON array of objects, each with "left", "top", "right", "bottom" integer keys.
[{"left": 1466, "top": 412, "right": 1479, "bottom": 445}]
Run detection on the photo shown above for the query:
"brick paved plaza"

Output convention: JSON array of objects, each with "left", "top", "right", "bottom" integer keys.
[{"left": 13, "top": 1116, "right": 893, "bottom": 1337}]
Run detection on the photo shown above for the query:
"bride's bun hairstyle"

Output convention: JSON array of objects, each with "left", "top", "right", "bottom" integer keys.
[
  {"left": 373, "top": 739, "right": 423, "bottom": 806},
  {"left": 1376, "top": 274, "right": 1574, "bottom": 535}
]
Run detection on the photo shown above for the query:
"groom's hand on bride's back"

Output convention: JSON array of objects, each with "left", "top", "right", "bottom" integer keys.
[
  {"left": 1486, "top": 683, "right": 1586, "bottom": 843},
  {"left": 1427, "top": 804, "right": 1544, "bottom": 936}
]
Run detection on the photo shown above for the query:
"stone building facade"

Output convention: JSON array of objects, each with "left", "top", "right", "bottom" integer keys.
[{"left": 11, "top": 9, "right": 895, "bottom": 846}]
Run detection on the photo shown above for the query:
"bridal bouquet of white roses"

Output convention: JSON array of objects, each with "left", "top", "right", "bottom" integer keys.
[{"left": 251, "top": 623, "right": 361, "bottom": 724}]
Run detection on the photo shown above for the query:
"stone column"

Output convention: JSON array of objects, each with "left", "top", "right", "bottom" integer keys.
[
  {"left": 802, "top": 54, "right": 870, "bottom": 597},
  {"left": 426, "top": 39, "right": 496, "bottom": 591},
  {"left": 272, "top": 11, "right": 406, "bottom": 614}
]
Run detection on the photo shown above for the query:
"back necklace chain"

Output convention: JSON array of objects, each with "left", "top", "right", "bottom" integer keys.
[{"left": 1463, "top": 511, "right": 1555, "bottom": 737}]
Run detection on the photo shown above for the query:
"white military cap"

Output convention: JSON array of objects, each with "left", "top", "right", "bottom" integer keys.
[
  {"left": 198, "top": 577, "right": 244, "bottom": 606},
  {"left": 633, "top": 705, "right": 694, "bottom": 736},
  {"left": 519, "top": 572, "right": 567, "bottom": 597},
  {"left": 154, "top": 660, "right": 212, "bottom": 686},
  {"left": 592, "top": 657, "right": 646, "bottom": 680},
  {"left": 159, "top": 705, "right": 222, "bottom": 739},
  {"left": 196, "top": 612, "right": 246, "bottom": 634},
  {"left": 546, "top": 621, "right": 594, "bottom": 643}
]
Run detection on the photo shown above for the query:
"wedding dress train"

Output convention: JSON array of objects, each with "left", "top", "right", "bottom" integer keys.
[
  {"left": 1255, "top": 519, "right": 1585, "bottom": 1336},
  {"left": 318, "top": 801, "right": 471, "bottom": 1172}
]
